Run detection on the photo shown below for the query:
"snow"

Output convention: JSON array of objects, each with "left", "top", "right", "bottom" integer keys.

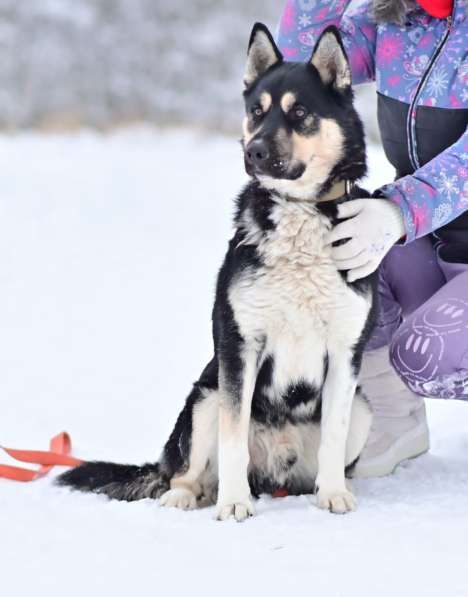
[{"left": 1, "top": 128, "right": 468, "bottom": 597}]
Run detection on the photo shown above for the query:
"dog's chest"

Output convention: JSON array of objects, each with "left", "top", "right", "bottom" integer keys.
[{"left": 230, "top": 202, "right": 348, "bottom": 338}]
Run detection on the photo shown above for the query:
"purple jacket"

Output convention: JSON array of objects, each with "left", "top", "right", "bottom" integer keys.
[{"left": 277, "top": 0, "right": 468, "bottom": 251}]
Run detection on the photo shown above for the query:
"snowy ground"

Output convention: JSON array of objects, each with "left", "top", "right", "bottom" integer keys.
[{"left": 1, "top": 128, "right": 468, "bottom": 597}]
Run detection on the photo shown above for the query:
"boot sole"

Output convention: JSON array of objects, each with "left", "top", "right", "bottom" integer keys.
[{"left": 351, "top": 420, "right": 430, "bottom": 479}]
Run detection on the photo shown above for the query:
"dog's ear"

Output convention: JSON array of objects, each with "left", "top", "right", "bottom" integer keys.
[
  {"left": 244, "top": 23, "right": 282, "bottom": 88},
  {"left": 310, "top": 26, "right": 351, "bottom": 91}
]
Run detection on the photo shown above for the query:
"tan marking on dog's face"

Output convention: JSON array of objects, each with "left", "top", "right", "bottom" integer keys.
[
  {"left": 291, "top": 118, "right": 344, "bottom": 165},
  {"left": 242, "top": 116, "right": 251, "bottom": 143},
  {"left": 242, "top": 115, "right": 263, "bottom": 145},
  {"left": 259, "top": 91, "right": 272, "bottom": 113},
  {"left": 280, "top": 92, "right": 297, "bottom": 113},
  {"left": 242, "top": 93, "right": 270, "bottom": 146},
  {"left": 258, "top": 118, "right": 345, "bottom": 200},
  {"left": 274, "top": 127, "right": 291, "bottom": 157}
]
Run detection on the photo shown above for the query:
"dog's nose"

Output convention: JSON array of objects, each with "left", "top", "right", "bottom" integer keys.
[{"left": 245, "top": 140, "right": 270, "bottom": 166}]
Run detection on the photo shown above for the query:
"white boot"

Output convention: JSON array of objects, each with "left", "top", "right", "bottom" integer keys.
[{"left": 352, "top": 345, "right": 430, "bottom": 478}]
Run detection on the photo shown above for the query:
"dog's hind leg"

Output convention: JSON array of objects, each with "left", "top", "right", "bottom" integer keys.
[{"left": 160, "top": 388, "right": 219, "bottom": 511}]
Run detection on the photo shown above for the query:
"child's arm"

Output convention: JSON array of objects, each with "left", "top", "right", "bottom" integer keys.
[
  {"left": 378, "top": 126, "right": 468, "bottom": 242},
  {"left": 277, "top": 0, "right": 376, "bottom": 84}
]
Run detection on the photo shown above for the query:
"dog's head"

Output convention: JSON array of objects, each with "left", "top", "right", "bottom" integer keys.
[{"left": 242, "top": 23, "right": 366, "bottom": 200}]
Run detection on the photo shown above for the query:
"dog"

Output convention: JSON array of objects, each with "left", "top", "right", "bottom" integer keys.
[{"left": 58, "top": 23, "right": 377, "bottom": 521}]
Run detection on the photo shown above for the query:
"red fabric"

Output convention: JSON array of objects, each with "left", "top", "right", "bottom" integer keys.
[
  {"left": 415, "top": 0, "right": 453, "bottom": 18},
  {"left": 272, "top": 488, "right": 289, "bottom": 498},
  {"left": 0, "top": 432, "right": 83, "bottom": 481}
]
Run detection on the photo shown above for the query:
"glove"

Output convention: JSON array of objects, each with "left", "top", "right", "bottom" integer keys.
[{"left": 324, "top": 198, "right": 406, "bottom": 282}]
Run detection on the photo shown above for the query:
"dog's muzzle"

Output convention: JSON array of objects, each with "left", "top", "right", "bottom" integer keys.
[{"left": 244, "top": 138, "right": 305, "bottom": 180}]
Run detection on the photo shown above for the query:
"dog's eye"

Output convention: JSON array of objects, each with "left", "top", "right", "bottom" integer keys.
[
  {"left": 291, "top": 105, "right": 307, "bottom": 120},
  {"left": 251, "top": 105, "right": 263, "bottom": 118}
]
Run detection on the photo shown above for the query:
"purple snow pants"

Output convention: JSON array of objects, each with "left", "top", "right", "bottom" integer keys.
[{"left": 367, "top": 237, "right": 468, "bottom": 400}]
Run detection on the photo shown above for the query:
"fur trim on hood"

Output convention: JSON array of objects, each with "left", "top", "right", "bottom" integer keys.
[{"left": 372, "top": 0, "right": 416, "bottom": 24}]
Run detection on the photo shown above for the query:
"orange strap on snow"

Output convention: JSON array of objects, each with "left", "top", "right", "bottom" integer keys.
[
  {"left": 1, "top": 432, "right": 290, "bottom": 493},
  {"left": 272, "top": 488, "right": 289, "bottom": 498},
  {"left": 0, "top": 432, "right": 84, "bottom": 482}
]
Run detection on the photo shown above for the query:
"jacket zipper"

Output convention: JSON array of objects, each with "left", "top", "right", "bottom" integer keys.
[{"left": 406, "top": 15, "right": 453, "bottom": 171}]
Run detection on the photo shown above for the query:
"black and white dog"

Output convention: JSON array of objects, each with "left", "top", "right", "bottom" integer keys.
[{"left": 59, "top": 24, "right": 377, "bottom": 520}]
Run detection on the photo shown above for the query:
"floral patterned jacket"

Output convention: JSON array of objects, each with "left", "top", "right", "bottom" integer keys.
[{"left": 277, "top": 0, "right": 468, "bottom": 253}]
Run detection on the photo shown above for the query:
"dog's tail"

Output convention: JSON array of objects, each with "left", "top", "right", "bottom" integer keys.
[
  {"left": 58, "top": 359, "right": 220, "bottom": 501},
  {"left": 56, "top": 461, "right": 170, "bottom": 501}
]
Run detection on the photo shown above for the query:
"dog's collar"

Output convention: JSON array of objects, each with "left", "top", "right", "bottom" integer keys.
[
  {"left": 315, "top": 180, "right": 351, "bottom": 203},
  {"left": 270, "top": 179, "right": 352, "bottom": 205}
]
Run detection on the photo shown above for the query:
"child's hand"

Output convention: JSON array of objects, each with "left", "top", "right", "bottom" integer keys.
[{"left": 324, "top": 198, "right": 406, "bottom": 282}]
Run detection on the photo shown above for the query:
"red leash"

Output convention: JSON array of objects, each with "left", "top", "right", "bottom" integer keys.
[
  {"left": 0, "top": 432, "right": 290, "bottom": 496},
  {"left": 0, "top": 432, "right": 84, "bottom": 482}
]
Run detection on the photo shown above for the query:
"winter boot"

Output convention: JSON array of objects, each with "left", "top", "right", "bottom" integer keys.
[{"left": 352, "top": 345, "right": 430, "bottom": 478}]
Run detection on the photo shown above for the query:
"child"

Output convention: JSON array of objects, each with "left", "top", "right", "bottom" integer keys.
[{"left": 277, "top": 0, "right": 468, "bottom": 476}]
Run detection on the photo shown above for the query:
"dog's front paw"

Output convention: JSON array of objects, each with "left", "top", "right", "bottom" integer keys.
[
  {"left": 316, "top": 485, "right": 357, "bottom": 514},
  {"left": 215, "top": 497, "right": 255, "bottom": 522},
  {"left": 159, "top": 488, "right": 197, "bottom": 510}
]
